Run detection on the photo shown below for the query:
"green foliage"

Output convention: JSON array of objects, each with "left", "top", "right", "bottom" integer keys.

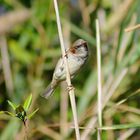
[
  {"left": 7, "top": 100, "right": 17, "bottom": 110},
  {"left": 0, "top": 0, "right": 140, "bottom": 139},
  {"left": 0, "top": 94, "right": 38, "bottom": 124}
]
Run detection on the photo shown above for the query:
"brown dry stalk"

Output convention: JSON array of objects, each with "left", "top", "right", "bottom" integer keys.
[{"left": 125, "top": 24, "right": 140, "bottom": 32}]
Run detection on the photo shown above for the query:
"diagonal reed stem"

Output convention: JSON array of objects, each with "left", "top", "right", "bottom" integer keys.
[{"left": 53, "top": 0, "right": 81, "bottom": 139}]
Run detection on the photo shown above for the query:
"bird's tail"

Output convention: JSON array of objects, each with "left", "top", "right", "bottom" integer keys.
[{"left": 41, "top": 84, "right": 56, "bottom": 99}]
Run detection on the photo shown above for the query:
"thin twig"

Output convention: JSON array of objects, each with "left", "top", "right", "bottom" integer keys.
[
  {"left": 124, "top": 24, "right": 140, "bottom": 32},
  {"left": 53, "top": 0, "right": 81, "bottom": 139}
]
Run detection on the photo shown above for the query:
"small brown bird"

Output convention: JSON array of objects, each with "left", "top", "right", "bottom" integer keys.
[{"left": 41, "top": 39, "right": 88, "bottom": 99}]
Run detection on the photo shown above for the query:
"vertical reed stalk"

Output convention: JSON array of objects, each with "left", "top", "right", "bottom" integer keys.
[{"left": 96, "top": 19, "right": 102, "bottom": 140}]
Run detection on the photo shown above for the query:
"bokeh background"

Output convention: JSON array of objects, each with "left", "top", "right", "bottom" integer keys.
[{"left": 0, "top": 0, "right": 140, "bottom": 139}]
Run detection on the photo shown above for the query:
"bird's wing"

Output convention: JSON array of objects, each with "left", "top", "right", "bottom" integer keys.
[{"left": 53, "top": 58, "right": 65, "bottom": 79}]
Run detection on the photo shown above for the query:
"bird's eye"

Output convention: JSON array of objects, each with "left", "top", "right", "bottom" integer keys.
[{"left": 75, "top": 42, "right": 87, "bottom": 49}]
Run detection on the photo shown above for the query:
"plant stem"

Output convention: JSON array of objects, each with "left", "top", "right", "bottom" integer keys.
[
  {"left": 53, "top": 0, "right": 81, "bottom": 139},
  {"left": 96, "top": 19, "right": 102, "bottom": 140}
]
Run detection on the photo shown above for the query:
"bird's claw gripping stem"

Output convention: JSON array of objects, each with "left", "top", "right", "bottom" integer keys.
[{"left": 67, "top": 85, "right": 74, "bottom": 92}]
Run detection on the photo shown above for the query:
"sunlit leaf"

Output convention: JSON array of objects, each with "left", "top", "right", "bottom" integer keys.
[
  {"left": 23, "top": 94, "right": 33, "bottom": 111},
  {"left": 7, "top": 101, "right": 17, "bottom": 110},
  {"left": 27, "top": 108, "right": 39, "bottom": 119}
]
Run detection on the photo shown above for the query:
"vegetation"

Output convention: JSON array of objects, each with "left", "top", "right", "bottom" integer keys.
[{"left": 0, "top": 0, "right": 140, "bottom": 139}]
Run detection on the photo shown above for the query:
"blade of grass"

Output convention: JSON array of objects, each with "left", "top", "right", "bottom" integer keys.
[
  {"left": 7, "top": 100, "right": 17, "bottom": 110},
  {"left": 98, "top": 123, "right": 140, "bottom": 130},
  {"left": 96, "top": 19, "right": 102, "bottom": 140},
  {"left": 27, "top": 108, "right": 39, "bottom": 119},
  {"left": 23, "top": 94, "right": 32, "bottom": 111},
  {"left": 0, "top": 111, "right": 15, "bottom": 117},
  {"left": 96, "top": 19, "right": 102, "bottom": 126}
]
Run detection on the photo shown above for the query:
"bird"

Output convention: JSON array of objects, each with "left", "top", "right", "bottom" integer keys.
[{"left": 41, "top": 39, "right": 88, "bottom": 99}]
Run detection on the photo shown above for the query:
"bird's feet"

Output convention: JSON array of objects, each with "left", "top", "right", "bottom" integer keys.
[{"left": 67, "top": 85, "right": 74, "bottom": 92}]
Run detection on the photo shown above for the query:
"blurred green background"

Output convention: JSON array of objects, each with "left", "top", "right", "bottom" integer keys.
[{"left": 0, "top": 0, "right": 140, "bottom": 139}]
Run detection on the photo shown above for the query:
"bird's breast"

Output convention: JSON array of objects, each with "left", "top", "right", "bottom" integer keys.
[{"left": 53, "top": 53, "right": 86, "bottom": 81}]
